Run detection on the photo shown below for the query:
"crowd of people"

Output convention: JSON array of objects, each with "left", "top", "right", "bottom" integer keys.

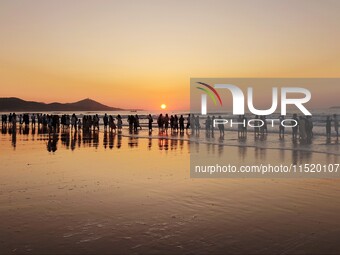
[{"left": 0, "top": 112, "right": 339, "bottom": 141}]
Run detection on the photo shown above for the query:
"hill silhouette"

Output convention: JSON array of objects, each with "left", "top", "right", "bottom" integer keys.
[{"left": 0, "top": 97, "right": 124, "bottom": 112}]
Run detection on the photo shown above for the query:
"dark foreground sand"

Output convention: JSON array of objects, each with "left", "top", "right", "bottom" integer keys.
[{"left": 1, "top": 130, "right": 340, "bottom": 254}]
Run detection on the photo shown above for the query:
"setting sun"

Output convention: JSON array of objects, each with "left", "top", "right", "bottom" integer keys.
[{"left": 161, "top": 104, "right": 167, "bottom": 110}]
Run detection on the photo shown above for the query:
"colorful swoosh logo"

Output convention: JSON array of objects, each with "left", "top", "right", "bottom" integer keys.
[{"left": 196, "top": 82, "right": 223, "bottom": 106}]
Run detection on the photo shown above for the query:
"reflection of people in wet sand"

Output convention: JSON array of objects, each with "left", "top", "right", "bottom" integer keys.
[
  {"left": 117, "top": 133, "right": 122, "bottom": 149},
  {"left": 109, "top": 131, "right": 115, "bottom": 149},
  {"left": 103, "top": 130, "right": 108, "bottom": 149},
  {"left": 47, "top": 133, "right": 58, "bottom": 152}
]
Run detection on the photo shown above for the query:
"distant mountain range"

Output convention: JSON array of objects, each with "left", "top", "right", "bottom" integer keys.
[{"left": 0, "top": 97, "right": 124, "bottom": 112}]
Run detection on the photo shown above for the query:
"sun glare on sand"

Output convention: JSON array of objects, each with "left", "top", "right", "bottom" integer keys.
[{"left": 161, "top": 104, "right": 167, "bottom": 110}]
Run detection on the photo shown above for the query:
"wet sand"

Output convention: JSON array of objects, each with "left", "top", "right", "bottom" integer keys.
[{"left": 1, "top": 129, "right": 340, "bottom": 254}]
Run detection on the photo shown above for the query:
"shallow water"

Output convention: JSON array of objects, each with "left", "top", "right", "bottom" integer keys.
[{"left": 1, "top": 127, "right": 340, "bottom": 254}]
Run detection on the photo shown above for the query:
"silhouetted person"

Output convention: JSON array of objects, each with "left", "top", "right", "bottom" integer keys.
[
  {"left": 237, "top": 115, "right": 242, "bottom": 138},
  {"left": 195, "top": 115, "right": 200, "bottom": 133},
  {"left": 164, "top": 114, "right": 169, "bottom": 133},
  {"left": 77, "top": 119, "right": 82, "bottom": 131},
  {"left": 94, "top": 114, "right": 100, "bottom": 131},
  {"left": 179, "top": 115, "right": 185, "bottom": 132},
  {"left": 157, "top": 114, "right": 163, "bottom": 133},
  {"left": 260, "top": 116, "right": 267, "bottom": 136},
  {"left": 147, "top": 114, "right": 153, "bottom": 133},
  {"left": 71, "top": 113, "right": 77, "bottom": 131},
  {"left": 186, "top": 114, "right": 190, "bottom": 130},
  {"left": 279, "top": 115, "right": 285, "bottom": 139},
  {"left": 117, "top": 115, "right": 123, "bottom": 132},
  {"left": 333, "top": 114, "right": 339, "bottom": 139},
  {"left": 109, "top": 115, "right": 116, "bottom": 133},
  {"left": 299, "top": 116, "right": 307, "bottom": 141},
  {"left": 133, "top": 115, "right": 139, "bottom": 132},
  {"left": 243, "top": 115, "right": 247, "bottom": 138},
  {"left": 306, "top": 116, "right": 313, "bottom": 142},
  {"left": 1, "top": 114, "right": 7, "bottom": 127},
  {"left": 205, "top": 116, "right": 211, "bottom": 132},
  {"left": 174, "top": 115, "right": 179, "bottom": 133},
  {"left": 18, "top": 114, "right": 23, "bottom": 127},
  {"left": 218, "top": 115, "right": 224, "bottom": 137},
  {"left": 136, "top": 115, "right": 141, "bottom": 130},
  {"left": 23, "top": 114, "right": 29, "bottom": 127},
  {"left": 128, "top": 115, "right": 134, "bottom": 132},
  {"left": 254, "top": 115, "right": 260, "bottom": 137},
  {"left": 292, "top": 114, "right": 299, "bottom": 141},
  {"left": 31, "top": 114, "right": 36, "bottom": 127},
  {"left": 211, "top": 116, "right": 216, "bottom": 133},
  {"left": 326, "top": 116, "right": 332, "bottom": 139},
  {"left": 103, "top": 113, "right": 108, "bottom": 130}
]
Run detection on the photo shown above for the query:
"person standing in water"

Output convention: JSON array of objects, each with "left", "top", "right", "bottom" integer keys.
[
  {"left": 186, "top": 114, "right": 190, "bottom": 130},
  {"left": 117, "top": 115, "right": 123, "bottom": 132},
  {"left": 134, "top": 114, "right": 141, "bottom": 131},
  {"left": 333, "top": 114, "right": 339, "bottom": 139},
  {"left": 71, "top": 114, "right": 77, "bottom": 131},
  {"left": 103, "top": 113, "right": 108, "bottom": 131},
  {"left": 157, "top": 114, "right": 163, "bottom": 133},
  {"left": 174, "top": 115, "right": 179, "bottom": 133},
  {"left": 299, "top": 116, "right": 307, "bottom": 141},
  {"left": 292, "top": 114, "right": 299, "bottom": 141},
  {"left": 279, "top": 115, "right": 285, "bottom": 139},
  {"left": 190, "top": 114, "right": 195, "bottom": 134},
  {"left": 77, "top": 119, "right": 82, "bottom": 131},
  {"left": 218, "top": 115, "right": 224, "bottom": 137},
  {"left": 326, "top": 116, "right": 332, "bottom": 139},
  {"left": 164, "top": 114, "right": 169, "bottom": 133},
  {"left": 179, "top": 115, "right": 185, "bottom": 132},
  {"left": 195, "top": 115, "right": 200, "bottom": 134},
  {"left": 147, "top": 114, "right": 153, "bottom": 133}
]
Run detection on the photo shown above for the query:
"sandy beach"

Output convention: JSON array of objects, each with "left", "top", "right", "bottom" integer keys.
[
  {"left": 1, "top": 0, "right": 340, "bottom": 253},
  {"left": 1, "top": 128, "right": 340, "bottom": 254}
]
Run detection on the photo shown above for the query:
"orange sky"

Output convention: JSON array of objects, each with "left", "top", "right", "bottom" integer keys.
[{"left": 1, "top": 0, "right": 340, "bottom": 111}]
